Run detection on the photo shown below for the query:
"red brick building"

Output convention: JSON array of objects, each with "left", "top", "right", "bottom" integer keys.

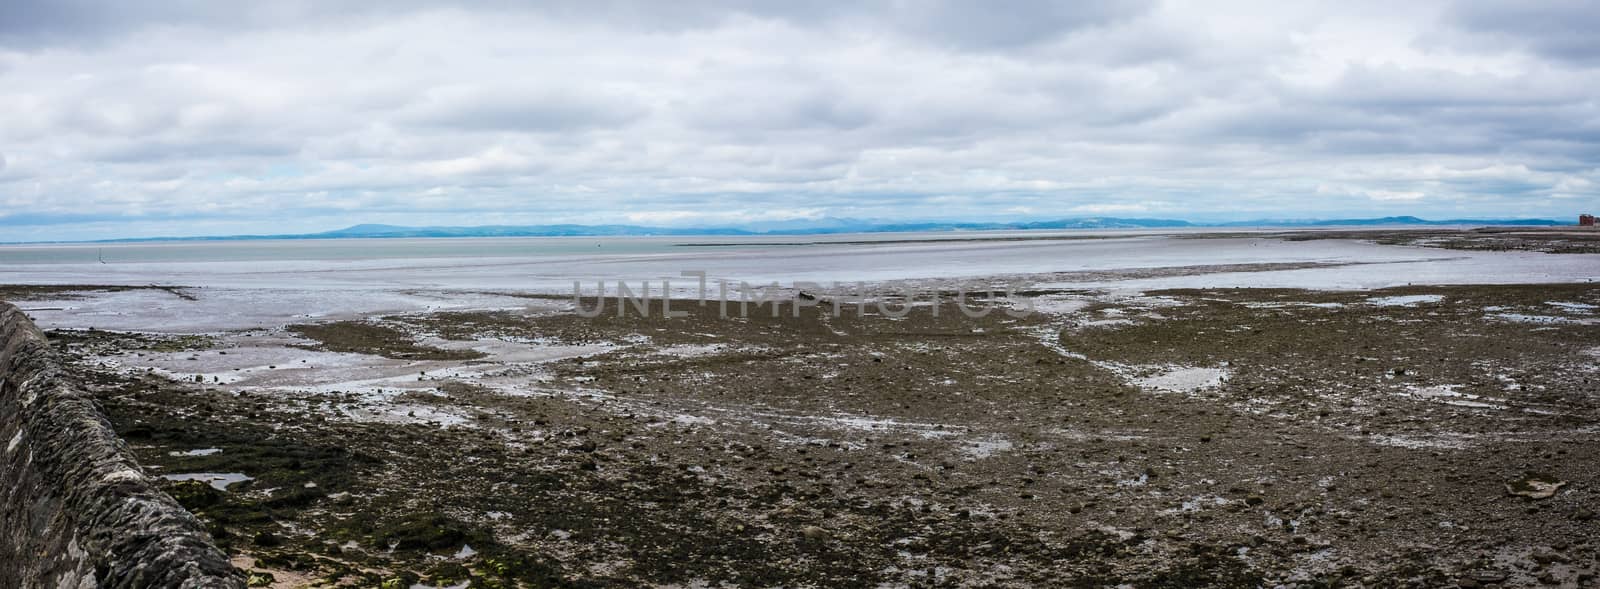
[{"left": 1582, "top": 214, "right": 1597, "bottom": 227}]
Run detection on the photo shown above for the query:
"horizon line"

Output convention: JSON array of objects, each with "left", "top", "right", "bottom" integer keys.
[{"left": 0, "top": 214, "right": 1585, "bottom": 246}]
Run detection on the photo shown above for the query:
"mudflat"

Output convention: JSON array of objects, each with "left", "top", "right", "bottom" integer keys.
[{"left": 32, "top": 278, "right": 1600, "bottom": 587}]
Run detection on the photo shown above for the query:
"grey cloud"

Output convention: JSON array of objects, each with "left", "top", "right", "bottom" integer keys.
[
  {"left": 0, "top": 1, "right": 325, "bottom": 47},
  {"left": 517, "top": 0, "right": 1157, "bottom": 49},
  {"left": 1324, "top": 65, "right": 1585, "bottom": 110},
  {"left": 0, "top": 0, "right": 198, "bottom": 44},
  {"left": 1444, "top": 0, "right": 1600, "bottom": 64},
  {"left": 399, "top": 89, "right": 647, "bottom": 133},
  {"left": 0, "top": 0, "right": 1153, "bottom": 49},
  {"left": 682, "top": 89, "right": 876, "bottom": 136},
  {"left": 0, "top": 1, "right": 499, "bottom": 46},
  {"left": 89, "top": 137, "right": 302, "bottom": 163},
  {"left": 859, "top": 0, "right": 1155, "bottom": 49}
]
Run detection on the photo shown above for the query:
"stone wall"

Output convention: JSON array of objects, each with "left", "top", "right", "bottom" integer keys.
[{"left": 0, "top": 302, "right": 242, "bottom": 588}]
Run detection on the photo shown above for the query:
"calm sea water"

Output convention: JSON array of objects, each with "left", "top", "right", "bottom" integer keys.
[
  {"left": 0, "top": 236, "right": 739, "bottom": 265},
  {"left": 0, "top": 230, "right": 1191, "bottom": 265},
  {"left": 5, "top": 231, "right": 1595, "bottom": 334}
]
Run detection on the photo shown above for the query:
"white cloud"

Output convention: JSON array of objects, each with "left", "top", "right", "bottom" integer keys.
[
  {"left": 0, "top": 0, "right": 1596, "bottom": 240},
  {"left": 1365, "top": 190, "right": 1428, "bottom": 201},
  {"left": 623, "top": 208, "right": 826, "bottom": 225}
]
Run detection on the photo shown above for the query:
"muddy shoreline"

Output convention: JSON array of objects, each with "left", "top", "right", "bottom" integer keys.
[
  {"left": 21, "top": 281, "right": 1594, "bottom": 588},
  {"left": 1180, "top": 227, "right": 1600, "bottom": 255}
]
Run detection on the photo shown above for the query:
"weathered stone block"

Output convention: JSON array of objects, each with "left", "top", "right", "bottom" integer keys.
[{"left": 0, "top": 303, "right": 243, "bottom": 588}]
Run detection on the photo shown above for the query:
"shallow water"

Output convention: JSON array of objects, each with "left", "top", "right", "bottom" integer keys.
[
  {"left": 2, "top": 235, "right": 1584, "bottom": 292},
  {"left": 0, "top": 229, "right": 1228, "bottom": 264},
  {"left": 5, "top": 232, "right": 1597, "bottom": 332},
  {"left": 162, "top": 472, "right": 253, "bottom": 491}
]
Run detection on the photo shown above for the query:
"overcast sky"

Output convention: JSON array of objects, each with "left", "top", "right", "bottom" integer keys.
[{"left": 1, "top": 1, "right": 1597, "bottom": 240}]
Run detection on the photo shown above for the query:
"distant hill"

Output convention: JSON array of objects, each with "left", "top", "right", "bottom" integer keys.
[
  {"left": 315, "top": 223, "right": 750, "bottom": 238},
  {"left": 1215, "top": 215, "right": 1564, "bottom": 227},
  {"left": 72, "top": 216, "right": 1566, "bottom": 243}
]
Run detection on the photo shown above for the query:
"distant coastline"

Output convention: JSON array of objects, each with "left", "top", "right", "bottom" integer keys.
[{"left": 1, "top": 215, "right": 1571, "bottom": 245}]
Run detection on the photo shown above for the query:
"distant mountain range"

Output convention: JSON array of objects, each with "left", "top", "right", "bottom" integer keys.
[{"left": 81, "top": 215, "right": 1567, "bottom": 243}]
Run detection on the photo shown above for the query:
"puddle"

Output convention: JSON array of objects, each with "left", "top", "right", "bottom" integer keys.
[
  {"left": 1025, "top": 295, "right": 1093, "bottom": 315},
  {"left": 343, "top": 403, "right": 472, "bottom": 427},
  {"left": 650, "top": 344, "right": 732, "bottom": 358},
  {"left": 645, "top": 414, "right": 717, "bottom": 428},
  {"left": 168, "top": 448, "right": 223, "bottom": 457},
  {"left": 1242, "top": 301, "right": 1346, "bottom": 309},
  {"left": 1546, "top": 301, "right": 1597, "bottom": 312},
  {"left": 1167, "top": 495, "right": 1230, "bottom": 514},
  {"left": 1030, "top": 326, "right": 1088, "bottom": 360},
  {"left": 1077, "top": 318, "right": 1137, "bottom": 328},
  {"left": 1365, "top": 434, "right": 1472, "bottom": 450},
  {"left": 961, "top": 437, "right": 1014, "bottom": 459},
  {"left": 1366, "top": 294, "right": 1443, "bottom": 307},
  {"left": 721, "top": 407, "right": 961, "bottom": 437},
  {"left": 1492, "top": 313, "right": 1599, "bottom": 325},
  {"left": 1403, "top": 384, "right": 1506, "bottom": 410},
  {"left": 422, "top": 337, "right": 614, "bottom": 363},
  {"left": 162, "top": 472, "right": 254, "bottom": 491},
  {"left": 1134, "top": 366, "right": 1229, "bottom": 393}
]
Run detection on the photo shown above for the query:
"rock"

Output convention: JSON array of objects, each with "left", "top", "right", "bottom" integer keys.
[
  {"left": 801, "top": 525, "right": 829, "bottom": 542},
  {"left": 1506, "top": 473, "right": 1566, "bottom": 499},
  {"left": 0, "top": 303, "right": 245, "bottom": 587},
  {"left": 372, "top": 513, "right": 470, "bottom": 552},
  {"left": 167, "top": 480, "right": 224, "bottom": 510},
  {"left": 1531, "top": 549, "right": 1567, "bottom": 565},
  {"left": 252, "top": 531, "right": 281, "bottom": 547},
  {"left": 1470, "top": 571, "right": 1508, "bottom": 584}
]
